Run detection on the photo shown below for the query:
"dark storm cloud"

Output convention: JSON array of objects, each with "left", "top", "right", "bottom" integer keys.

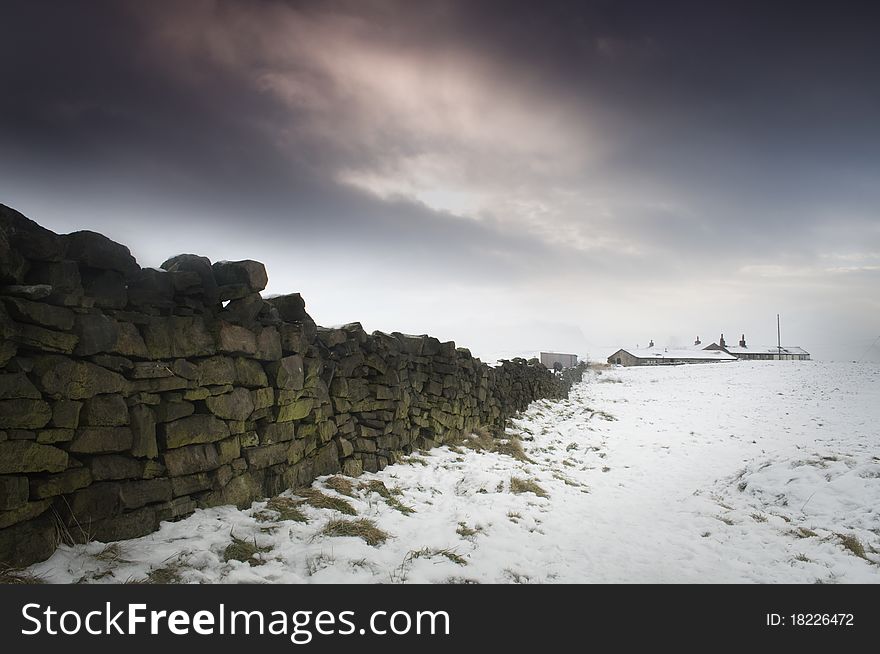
[{"left": 1, "top": 0, "right": 879, "bottom": 357}]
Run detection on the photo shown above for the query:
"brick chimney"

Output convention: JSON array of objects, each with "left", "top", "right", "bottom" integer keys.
[
  {"left": 719, "top": 333, "right": 726, "bottom": 348},
  {"left": 648, "top": 339, "right": 654, "bottom": 347},
  {"left": 694, "top": 336, "right": 701, "bottom": 346},
  {"left": 739, "top": 334, "right": 747, "bottom": 348}
]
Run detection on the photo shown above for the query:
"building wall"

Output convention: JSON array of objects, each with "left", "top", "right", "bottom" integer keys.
[
  {"left": 539, "top": 352, "right": 578, "bottom": 369},
  {"left": 0, "top": 205, "right": 586, "bottom": 567}
]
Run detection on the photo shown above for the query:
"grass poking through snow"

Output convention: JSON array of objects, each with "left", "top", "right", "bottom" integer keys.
[
  {"left": 321, "top": 519, "right": 389, "bottom": 546},
  {"left": 223, "top": 535, "right": 271, "bottom": 565},
  {"left": 836, "top": 533, "right": 870, "bottom": 561},
  {"left": 256, "top": 496, "right": 309, "bottom": 523},
  {"left": 295, "top": 488, "right": 357, "bottom": 515},
  {"left": 509, "top": 477, "right": 548, "bottom": 498},
  {"left": 324, "top": 476, "right": 355, "bottom": 497}
]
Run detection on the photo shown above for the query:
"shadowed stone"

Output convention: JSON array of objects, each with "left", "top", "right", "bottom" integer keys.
[
  {"left": 212, "top": 260, "right": 268, "bottom": 293},
  {"left": 64, "top": 230, "right": 139, "bottom": 276},
  {"left": 142, "top": 316, "right": 215, "bottom": 358},
  {"left": 68, "top": 427, "right": 133, "bottom": 454},
  {"left": 0, "top": 476, "right": 29, "bottom": 510},
  {"left": 51, "top": 399, "right": 82, "bottom": 428},
  {"left": 267, "top": 293, "right": 310, "bottom": 322},
  {"left": 162, "top": 414, "right": 230, "bottom": 449},
  {"left": 266, "top": 355, "right": 304, "bottom": 390},
  {"left": 36, "top": 358, "right": 128, "bottom": 399},
  {"left": 0, "top": 398, "right": 52, "bottom": 429},
  {"left": 0, "top": 373, "right": 40, "bottom": 400},
  {"left": 205, "top": 387, "right": 254, "bottom": 421},
  {"left": 0, "top": 441, "right": 68, "bottom": 474},
  {"left": 163, "top": 443, "right": 220, "bottom": 476},
  {"left": 160, "top": 254, "right": 218, "bottom": 304},
  {"left": 28, "top": 468, "right": 92, "bottom": 499},
  {"left": 2, "top": 297, "right": 75, "bottom": 331},
  {"left": 81, "top": 394, "right": 129, "bottom": 427}
]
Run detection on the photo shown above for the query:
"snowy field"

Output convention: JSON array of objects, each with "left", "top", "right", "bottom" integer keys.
[{"left": 28, "top": 361, "right": 880, "bottom": 584}]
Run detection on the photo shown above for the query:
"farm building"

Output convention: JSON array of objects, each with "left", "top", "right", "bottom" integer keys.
[
  {"left": 607, "top": 347, "right": 736, "bottom": 367},
  {"left": 540, "top": 352, "right": 579, "bottom": 370},
  {"left": 704, "top": 334, "right": 811, "bottom": 360}
]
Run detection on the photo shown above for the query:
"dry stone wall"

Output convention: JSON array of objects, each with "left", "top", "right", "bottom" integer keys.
[{"left": 0, "top": 204, "right": 585, "bottom": 567}]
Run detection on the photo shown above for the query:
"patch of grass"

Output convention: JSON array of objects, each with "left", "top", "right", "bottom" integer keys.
[
  {"left": 296, "top": 488, "right": 357, "bottom": 515},
  {"left": 408, "top": 547, "right": 468, "bottom": 566},
  {"left": 796, "top": 527, "right": 818, "bottom": 539},
  {"left": 223, "top": 534, "right": 271, "bottom": 566},
  {"left": 305, "top": 553, "right": 336, "bottom": 576},
  {"left": 445, "top": 576, "right": 480, "bottom": 584},
  {"left": 751, "top": 513, "right": 768, "bottom": 523},
  {"left": 456, "top": 522, "right": 483, "bottom": 538},
  {"left": 257, "top": 496, "right": 309, "bottom": 523},
  {"left": 701, "top": 531, "right": 711, "bottom": 538},
  {"left": 552, "top": 472, "right": 583, "bottom": 488},
  {"left": 385, "top": 497, "right": 415, "bottom": 515},
  {"left": 146, "top": 564, "right": 183, "bottom": 584},
  {"left": 360, "top": 480, "right": 401, "bottom": 498},
  {"left": 0, "top": 567, "right": 45, "bottom": 584},
  {"left": 565, "top": 442, "right": 579, "bottom": 451},
  {"left": 716, "top": 515, "right": 736, "bottom": 526},
  {"left": 503, "top": 569, "right": 533, "bottom": 584},
  {"left": 510, "top": 477, "right": 548, "bottom": 498},
  {"left": 601, "top": 466, "right": 611, "bottom": 473},
  {"left": 325, "top": 476, "right": 355, "bottom": 497},
  {"left": 598, "top": 376, "right": 623, "bottom": 384},
  {"left": 95, "top": 543, "right": 128, "bottom": 563},
  {"left": 794, "top": 553, "right": 812, "bottom": 563},
  {"left": 493, "top": 437, "right": 532, "bottom": 463},
  {"left": 322, "top": 518, "right": 388, "bottom": 546},
  {"left": 590, "top": 409, "right": 617, "bottom": 421},
  {"left": 836, "top": 533, "right": 869, "bottom": 560},
  {"left": 359, "top": 480, "right": 413, "bottom": 514},
  {"left": 507, "top": 512, "right": 522, "bottom": 522}
]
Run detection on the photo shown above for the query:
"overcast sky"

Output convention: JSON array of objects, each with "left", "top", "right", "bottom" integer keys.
[{"left": 2, "top": 0, "right": 879, "bottom": 361}]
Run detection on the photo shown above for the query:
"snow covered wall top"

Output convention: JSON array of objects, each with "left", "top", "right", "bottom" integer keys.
[{"left": 0, "top": 203, "right": 585, "bottom": 567}]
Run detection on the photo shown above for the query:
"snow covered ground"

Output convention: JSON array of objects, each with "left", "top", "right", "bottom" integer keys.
[{"left": 28, "top": 361, "right": 880, "bottom": 583}]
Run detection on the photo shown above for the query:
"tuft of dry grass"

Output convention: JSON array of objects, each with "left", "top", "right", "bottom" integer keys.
[
  {"left": 509, "top": 477, "right": 548, "bottom": 498},
  {"left": 408, "top": 547, "right": 467, "bottom": 566},
  {"left": 0, "top": 567, "right": 45, "bottom": 585},
  {"left": 295, "top": 488, "right": 357, "bottom": 515},
  {"left": 385, "top": 497, "right": 416, "bottom": 515},
  {"left": 493, "top": 437, "right": 532, "bottom": 463},
  {"left": 836, "top": 533, "right": 869, "bottom": 560},
  {"left": 223, "top": 534, "right": 271, "bottom": 565},
  {"left": 95, "top": 543, "right": 128, "bottom": 563},
  {"left": 456, "top": 522, "right": 481, "bottom": 538},
  {"left": 360, "top": 480, "right": 401, "bottom": 499},
  {"left": 256, "top": 496, "right": 309, "bottom": 523},
  {"left": 325, "top": 476, "right": 355, "bottom": 497},
  {"left": 795, "top": 527, "right": 818, "bottom": 539},
  {"left": 358, "top": 480, "right": 413, "bottom": 514},
  {"left": 146, "top": 564, "right": 183, "bottom": 584},
  {"left": 322, "top": 518, "right": 388, "bottom": 546}
]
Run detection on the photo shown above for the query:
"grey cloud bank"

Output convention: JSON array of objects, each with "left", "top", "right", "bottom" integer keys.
[{"left": 1, "top": 0, "right": 878, "bottom": 361}]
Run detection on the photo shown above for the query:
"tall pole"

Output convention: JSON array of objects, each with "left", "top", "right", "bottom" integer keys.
[{"left": 777, "top": 313, "right": 781, "bottom": 358}]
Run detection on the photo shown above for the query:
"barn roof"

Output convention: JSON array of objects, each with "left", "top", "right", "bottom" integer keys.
[
  {"left": 716, "top": 345, "right": 810, "bottom": 356},
  {"left": 616, "top": 347, "right": 737, "bottom": 361}
]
